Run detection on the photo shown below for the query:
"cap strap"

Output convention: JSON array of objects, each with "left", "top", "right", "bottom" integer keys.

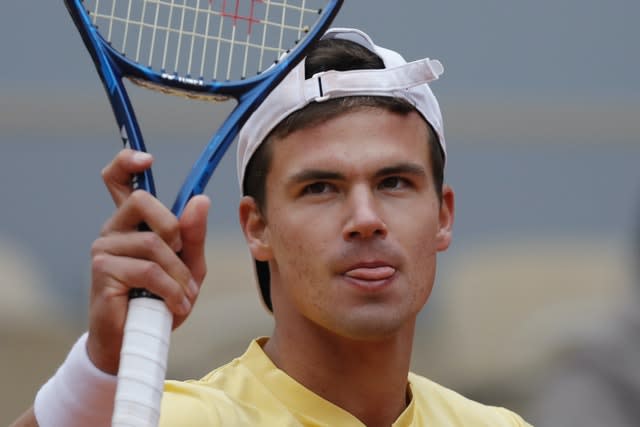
[{"left": 303, "top": 59, "right": 444, "bottom": 103}]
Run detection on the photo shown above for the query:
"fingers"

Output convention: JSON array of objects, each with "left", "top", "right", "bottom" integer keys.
[
  {"left": 88, "top": 230, "right": 200, "bottom": 374},
  {"left": 101, "top": 149, "right": 153, "bottom": 207},
  {"left": 101, "top": 190, "right": 183, "bottom": 253},
  {"left": 95, "top": 190, "right": 202, "bottom": 317},
  {"left": 179, "top": 195, "right": 211, "bottom": 286},
  {"left": 92, "top": 232, "right": 197, "bottom": 306},
  {"left": 91, "top": 250, "right": 193, "bottom": 316},
  {"left": 88, "top": 255, "right": 195, "bottom": 375}
]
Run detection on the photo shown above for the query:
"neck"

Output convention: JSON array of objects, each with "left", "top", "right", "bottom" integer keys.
[{"left": 264, "top": 316, "right": 415, "bottom": 427}]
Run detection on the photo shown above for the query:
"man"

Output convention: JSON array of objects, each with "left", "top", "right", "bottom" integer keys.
[{"left": 12, "top": 28, "right": 531, "bottom": 426}]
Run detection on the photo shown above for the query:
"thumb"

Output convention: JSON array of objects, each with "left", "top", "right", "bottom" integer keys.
[{"left": 179, "top": 194, "right": 210, "bottom": 285}]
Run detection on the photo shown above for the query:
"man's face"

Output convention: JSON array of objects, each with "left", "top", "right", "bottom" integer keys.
[{"left": 243, "top": 108, "right": 454, "bottom": 341}]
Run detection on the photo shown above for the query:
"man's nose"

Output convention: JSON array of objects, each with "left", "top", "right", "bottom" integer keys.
[{"left": 342, "top": 186, "right": 388, "bottom": 241}]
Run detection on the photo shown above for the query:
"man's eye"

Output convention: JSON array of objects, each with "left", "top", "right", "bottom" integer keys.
[
  {"left": 379, "top": 177, "right": 408, "bottom": 190},
  {"left": 302, "top": 182, "right": 335, "bottom": 195}
]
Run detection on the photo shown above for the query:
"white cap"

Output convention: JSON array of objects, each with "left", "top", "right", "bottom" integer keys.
[{"left": 237, "top": 27, "right": 446, "bottom": 189}]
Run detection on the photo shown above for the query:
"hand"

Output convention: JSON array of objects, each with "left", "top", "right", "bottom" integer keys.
[{"left": 87, "top": 149, "right": 210, "bottom": 374}]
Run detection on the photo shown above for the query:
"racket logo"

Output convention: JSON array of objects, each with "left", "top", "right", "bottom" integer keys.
[
  {"left": 210, "top": 0, "right": 264, "bottom": 34},
  {"left": 161, "top": 73, "right": 205, "bottom": 86}
]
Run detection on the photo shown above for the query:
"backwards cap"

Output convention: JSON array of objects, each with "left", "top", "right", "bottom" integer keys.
[{"left": 237, "top": 27, "right": 446, "bottom": 311}]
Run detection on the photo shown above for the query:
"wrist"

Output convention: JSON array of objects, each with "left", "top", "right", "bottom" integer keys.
[
  {"left": 86, "top": 329, "right": 121, "bottom": 375},
  {"left": 34, "top": 332, "right": 117, "bottom": 427}
]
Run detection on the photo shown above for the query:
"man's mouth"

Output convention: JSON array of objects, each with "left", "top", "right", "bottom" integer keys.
[{"left": 344, "top": 265, "right": 396, "bottom": 281}]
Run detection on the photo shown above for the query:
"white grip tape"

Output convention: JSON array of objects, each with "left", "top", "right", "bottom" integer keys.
[{"left": 112, "top": 297, "right": 172, "bottom": 427}]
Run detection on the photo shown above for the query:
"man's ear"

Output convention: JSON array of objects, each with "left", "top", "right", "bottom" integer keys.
[
  {"left": 239, "top": 196, "right": 273, "bottom": 261},
  {"left": 436, "top": 185, "right": 455, "bottom": 252}
]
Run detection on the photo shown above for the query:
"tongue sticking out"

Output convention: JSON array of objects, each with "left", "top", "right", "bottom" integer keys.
[{"left": 345, "top": 266, "right": 396, "bottom": 281}]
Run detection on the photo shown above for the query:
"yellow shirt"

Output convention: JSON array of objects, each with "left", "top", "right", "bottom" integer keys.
[{"left": 160, "top": 338, "right": 532, "bottom": 426}]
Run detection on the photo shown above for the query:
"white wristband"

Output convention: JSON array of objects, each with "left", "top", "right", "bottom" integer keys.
[{"left": 34, "top": 332, "right": 117, "bottom": 427}]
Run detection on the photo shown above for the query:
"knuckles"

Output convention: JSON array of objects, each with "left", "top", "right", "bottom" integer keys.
[
  {"left": 138, "top": 231, "right": 165, "bottom": 254},
  {"left": 128, "top": 188, "right": 153, "bottom": 207},
  {"left": 90, "top": 236, "right": 110, "bottom": 258},
  {"left": 100, "top": 165, "right": 110, "bottom": 183},
  {"left": 91, "top": 252, "right": 111, "bottom": 277},
  {"left": 139, "top": 260, "right": 165, "bottom": 287}
]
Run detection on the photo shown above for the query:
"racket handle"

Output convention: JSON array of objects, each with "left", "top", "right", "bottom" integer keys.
[{"left": 112, "top": 297, "right": 172, "bottom": 427}]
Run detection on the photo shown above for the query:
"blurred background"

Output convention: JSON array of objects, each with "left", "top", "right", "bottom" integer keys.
[{"left": 1, "top": 1, "right": 639, "bottom": 425}]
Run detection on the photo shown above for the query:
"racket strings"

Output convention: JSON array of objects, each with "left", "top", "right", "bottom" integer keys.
[{"left": 86, "top": 0, "right": 323, "bottom": 81}]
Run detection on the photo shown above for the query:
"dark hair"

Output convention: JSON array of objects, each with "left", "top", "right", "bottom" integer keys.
[{"left": 243, "top": 38, "right": 445, "bottom": 214}]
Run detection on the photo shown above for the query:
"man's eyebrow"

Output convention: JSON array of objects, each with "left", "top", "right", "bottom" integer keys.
[
  {"left": 375, "top": 163, "right": 427, "bottom": 178},
  {"left": 288, "top": 169, "right": 346, "bottom": 184},
  {"left": 287, "top": 163, "right": 427, "bottom": 184}
]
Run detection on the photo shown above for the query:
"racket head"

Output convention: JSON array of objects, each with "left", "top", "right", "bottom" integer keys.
[{"left": 66, "top": 0, "right": 343, "bottom": 100}]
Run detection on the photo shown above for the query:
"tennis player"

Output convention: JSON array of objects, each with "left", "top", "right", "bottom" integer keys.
[{"left": 12, "top": 28, "right": 532, "bottom": 426}]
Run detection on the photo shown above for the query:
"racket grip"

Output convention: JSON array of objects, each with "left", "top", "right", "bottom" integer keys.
[{"left": 112, "top": 297, "right": 172, "bottom": 427}]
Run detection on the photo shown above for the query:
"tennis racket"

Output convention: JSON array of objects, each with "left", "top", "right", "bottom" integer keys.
[{"left": 63, "top": 1, "right": 343, "bottom": 426}]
